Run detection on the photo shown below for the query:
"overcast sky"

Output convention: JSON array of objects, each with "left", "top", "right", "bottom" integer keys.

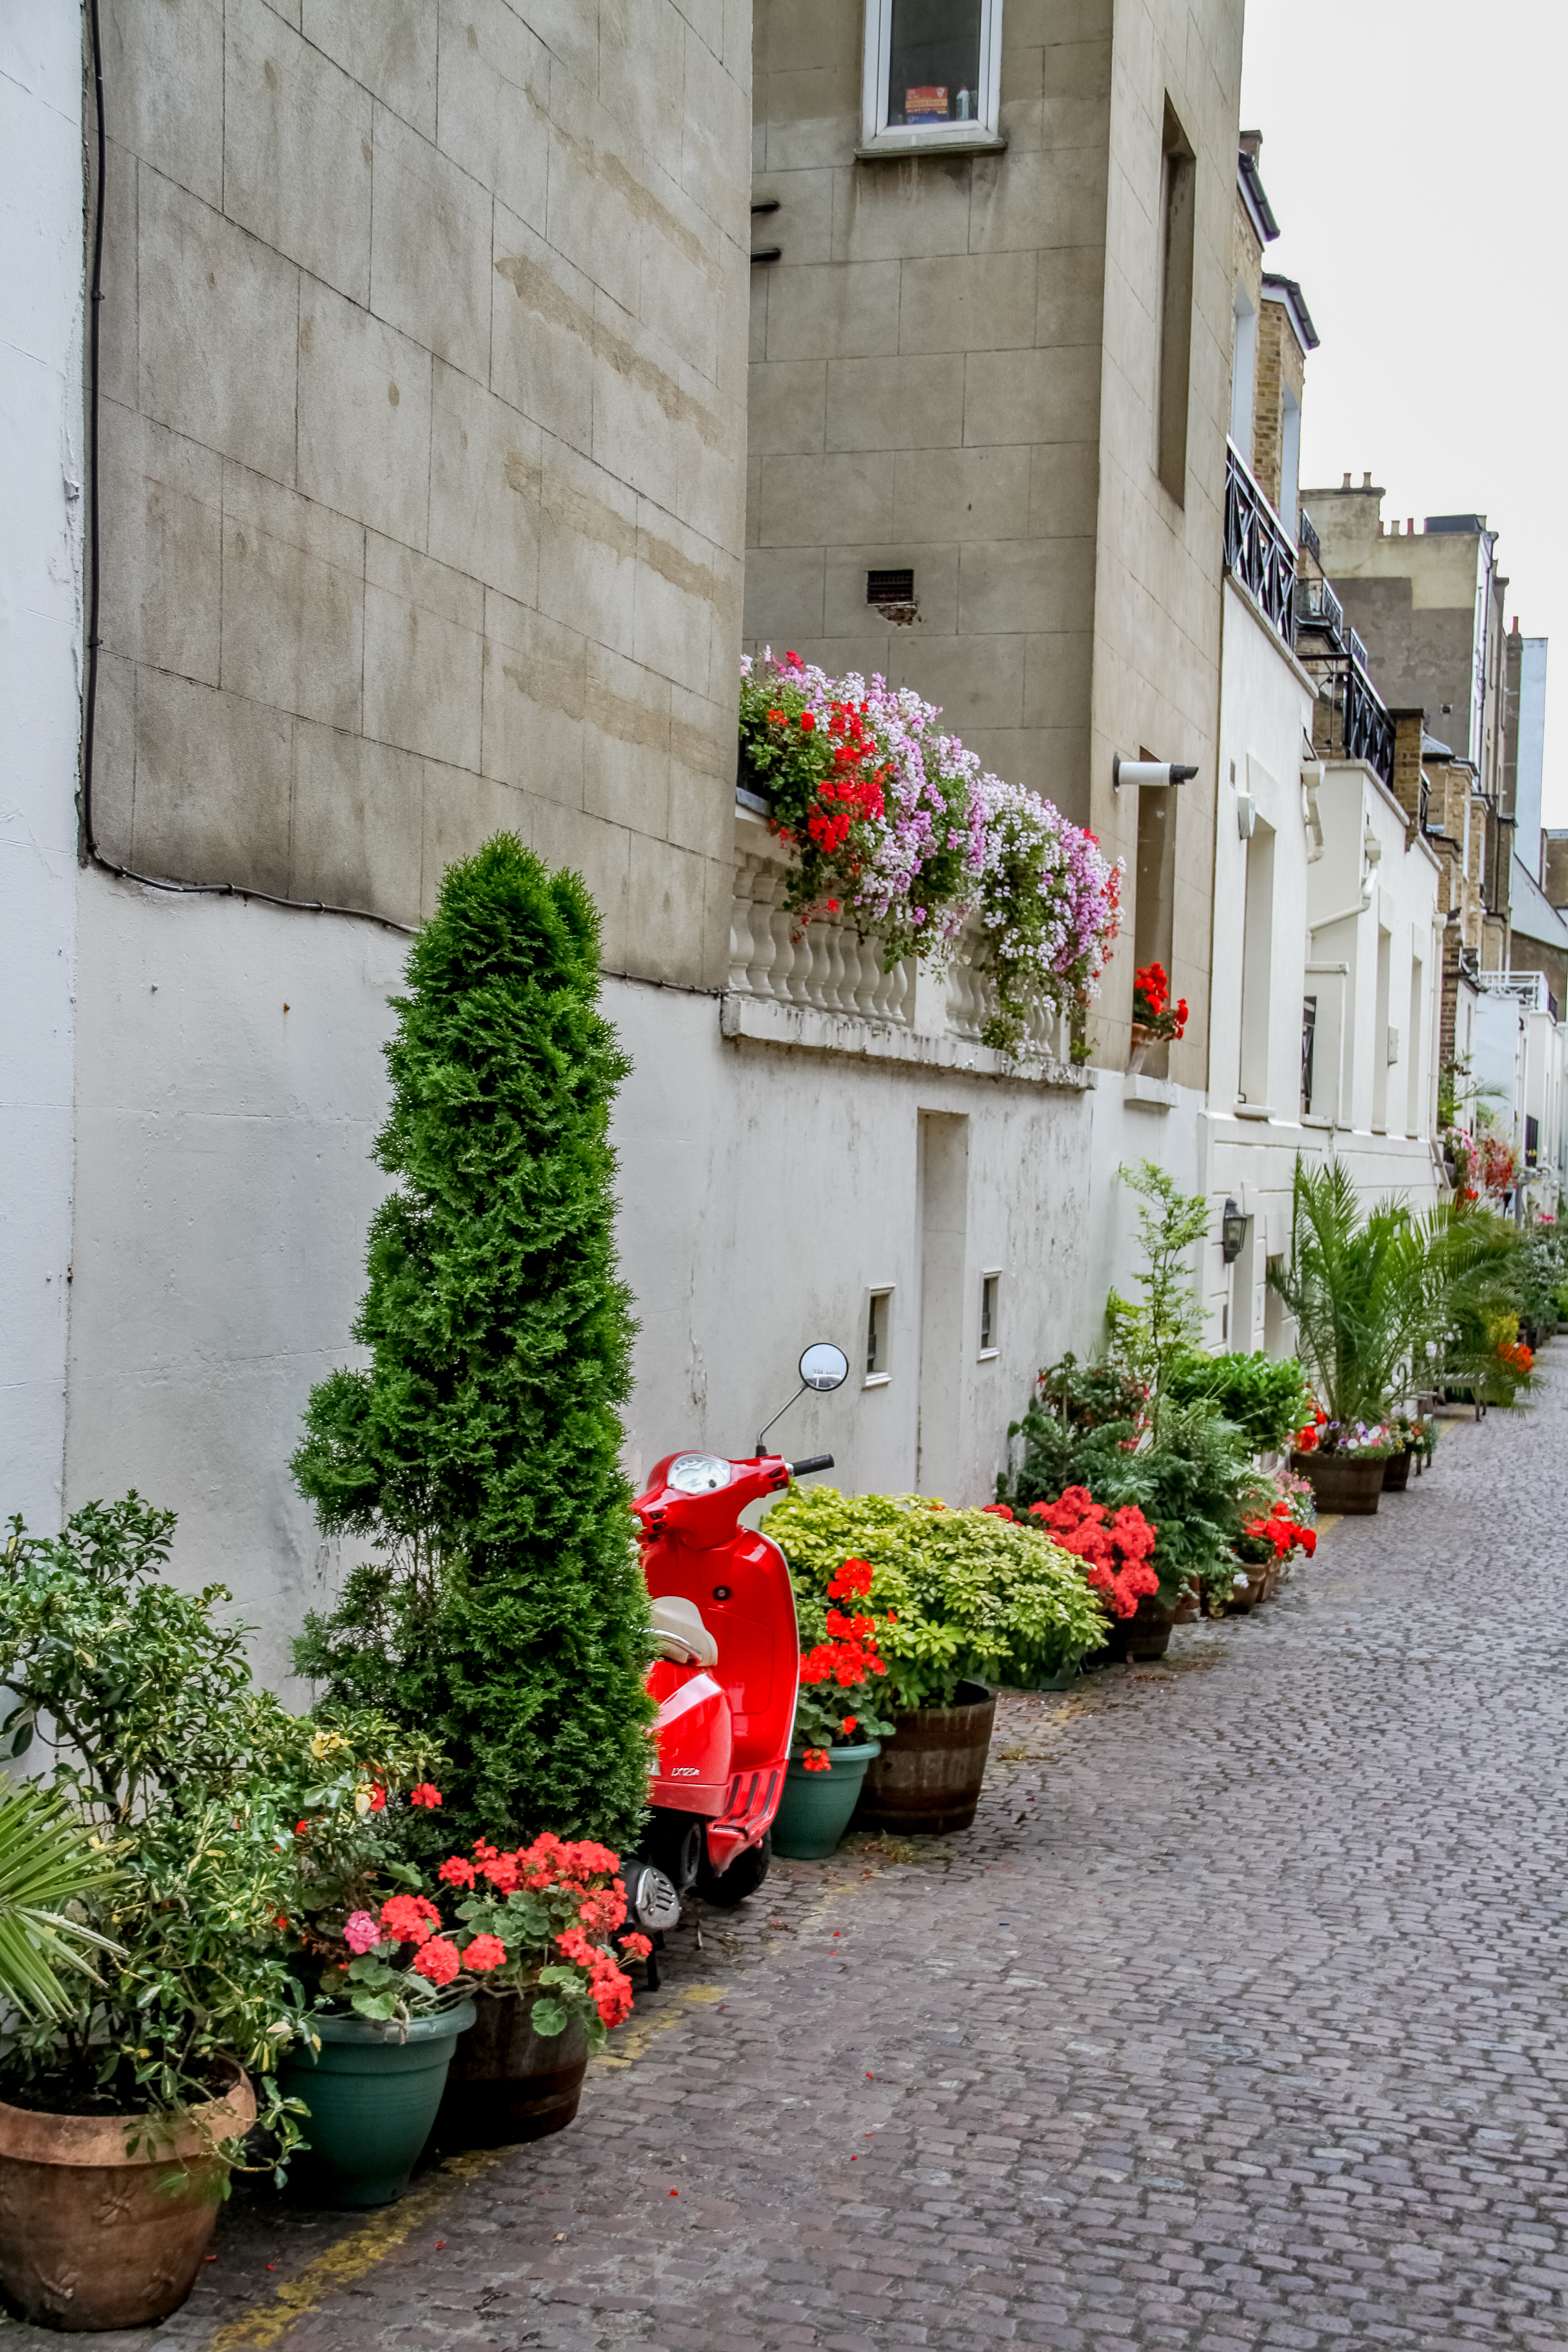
[{"left": 1239, "top": 1, "right": 1567, "bottom": 821}]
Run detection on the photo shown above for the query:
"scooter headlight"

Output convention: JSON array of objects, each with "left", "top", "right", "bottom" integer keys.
[
  {"left": 666, "top": 1453, "right": 731, "bottom": 1495},
  {"left": 624, "top": 1861, "right": 682, "bottom": 1935}
]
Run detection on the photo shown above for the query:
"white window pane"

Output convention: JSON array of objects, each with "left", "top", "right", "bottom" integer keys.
[{"left": 887, "top": 0, "right": 982, "bottom": 127}]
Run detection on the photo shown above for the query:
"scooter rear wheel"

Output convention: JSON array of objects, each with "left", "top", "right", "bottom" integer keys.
[{"left": 696, "top": 1832, "right": 771, "bottom": 1909}]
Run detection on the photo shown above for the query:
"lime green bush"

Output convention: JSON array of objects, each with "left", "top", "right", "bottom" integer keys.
[{"left": 765, "top": 1488, "right": 1107, "bottom": 1705}]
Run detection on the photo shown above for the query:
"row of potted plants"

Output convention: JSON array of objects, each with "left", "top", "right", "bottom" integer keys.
[{"left": 0, "top": 1498, "right": 651, "bottom": 2332}]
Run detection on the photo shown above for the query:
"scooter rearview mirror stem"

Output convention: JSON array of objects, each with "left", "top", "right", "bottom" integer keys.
[{"left": 755, "top": 1382, "right": 807, "bottom": 1457}]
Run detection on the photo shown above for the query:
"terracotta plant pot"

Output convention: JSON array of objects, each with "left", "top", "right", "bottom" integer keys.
[
  {"left": 1098, "top": 1593, "right": 1176, "bottom": 1661},
  {"left": 1226, "top": 1563, "right": 1269, "bottom": 1612},
  {"left": 853, "top": 1680, "right": 996, "bottom": 1835},
  {"left": 1291, "top": 1449, "right": 1384, "bottom": 1516},
  {"left": 771, "top": 1742, "right": 882, "bottom": 1861},
  {"left": 281, "top": 2002, "right": 473, "bottom": 2208},
  {"left": 1382, "top": 1447, "right": 1413, "bottom": 1492},
  {"left": 0, "top": 2065, "right": 255, "bottom": 2332},
  {"left": 1173, "top": 1587, "right": 1200, "bottom": 1624},
  {"left": 1127, "top": 1024, "right": 1152, "bottom": 1075},
  {"left": 437, "top": 1989, "right": 588, "bottom": 2151}
]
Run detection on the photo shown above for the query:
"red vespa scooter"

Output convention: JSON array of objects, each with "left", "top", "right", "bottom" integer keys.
[{"left": 620, "top": 1344, "right": 849, "bottom": 1959}]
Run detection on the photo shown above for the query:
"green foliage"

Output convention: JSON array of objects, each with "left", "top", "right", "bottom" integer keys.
[
  {"left": 0, "top": 1503, "right": 398, "bottom": 2166},
  {"left": 1002, "top": 1397, "right": 1262, "bottom": 1607},
  {"left": 1035, "top": 1352, "right": 1149, "bottom": 1432},
  {"left": 292, "top": 837, "right": 652, "bottom": 1853},
  {"left": 766, "top": 1488, "right": 1108, "bottom": 1705},
  {"left": 1509, "top": 1221, "right": 1568, "bottom": 1333},
  {"left": 1163, "top": 1351, "right": 1311, "bottom": 1453},
  {"left": 1109, "top": 1162, "right": 1209, "bottom": 1423},
  {"left": 0, "top": 1784, "right": 122, "bottom": 2021}
]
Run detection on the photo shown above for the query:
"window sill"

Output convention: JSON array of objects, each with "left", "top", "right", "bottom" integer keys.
[
  {"left": 1233, "top": 1103, "right": 1275, "bottom": 1121},
  {"left": 863, "top": 1372, "right": 891, "bottom": 1389},
  {"left": 976, "top": 1348, "right": 999, "bottom": 1363},
  {"left": 855, "top": 132, "right": 1007, "bottom": 160},
  {"left": 1124, "top": 1074, "right": 1177, "bottom": 1110}
]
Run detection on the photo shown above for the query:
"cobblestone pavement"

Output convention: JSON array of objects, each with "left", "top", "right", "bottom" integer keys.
[{"left": 14, "top": 1361, "right": 1568, "bottom": 2352}]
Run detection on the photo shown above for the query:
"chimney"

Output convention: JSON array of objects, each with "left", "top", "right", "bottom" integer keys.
[
  {"left": 1239, "top": 130, "right": 1263, "bottom": 160},
  {"left": 1342, "top": 471, "right": 1351, "bottom": 489},
  {"left": 1362, "top": 471, "right": 1373, "bottom": 488},
  {"left": 1407, "top": 517, "right": 1415, "bottom": 534}
]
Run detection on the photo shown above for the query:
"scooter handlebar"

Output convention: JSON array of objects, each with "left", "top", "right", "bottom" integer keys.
[{"left": 789, "top": 1454, "right": 835, "bottom": 1478}]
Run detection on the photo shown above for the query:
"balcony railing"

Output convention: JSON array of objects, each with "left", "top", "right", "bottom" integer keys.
[
  {"left": 1224, "top": 442, "right": 1297, "bottom": 648},
  {"left": 1293, "top": 572, "right": 1344, "bottom": 642},
  {"left": 1298, "top": 507, "right": 1321, "bottom": 565},
  {"left": 727, "top": 843, "right": 1073, "bottom": 1065},
  {"left": 1340, "top": 652, "right": 1395, "bottom": 785}
]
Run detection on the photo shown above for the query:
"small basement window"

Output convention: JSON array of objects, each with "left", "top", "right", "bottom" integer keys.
[
  {"left": 865, "top": 1288, "right": 893, "bottom": 1384},
  {"left": 861, "top": 0, "right": 1003, "bottom": 150},
  {"left": 979, "top": 1271, "right": 1000, "bottom": 1358},
  {"left": 867, "top": 568, "right": 919, "bottom": 626}
]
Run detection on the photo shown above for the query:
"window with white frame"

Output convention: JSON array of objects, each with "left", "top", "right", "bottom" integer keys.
[{"left": 861, "top": 0, "right": 1002, "bottom": 149}]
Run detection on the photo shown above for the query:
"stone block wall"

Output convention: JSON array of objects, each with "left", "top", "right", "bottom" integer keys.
[
  {"left": 91, "top": 0, "right": 752, "bottom": 989},
  {"left": 1250, "top": 295, "right": 1302, "bottom": 517}
]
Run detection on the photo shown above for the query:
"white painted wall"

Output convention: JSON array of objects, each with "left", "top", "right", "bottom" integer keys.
[
  {"left": 1, "top": 5, "right": 84, "bottom": 1526},
  {"left": 69, "top": 877, "right": 1199, "bottom": 1680}
]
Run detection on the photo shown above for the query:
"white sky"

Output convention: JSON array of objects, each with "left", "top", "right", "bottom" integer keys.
[{"left": 1239, "top": 1, "right": 1568, "bottom": 821}]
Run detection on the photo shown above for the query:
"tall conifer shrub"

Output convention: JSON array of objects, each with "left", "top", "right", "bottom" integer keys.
[{"left": 291, "top": 838, "right": 651, "bottom": 1851}]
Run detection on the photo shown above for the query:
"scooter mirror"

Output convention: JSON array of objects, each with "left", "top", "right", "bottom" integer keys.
[{"left": 799, "top": 1342, "right": 849, "bottom": 1392}]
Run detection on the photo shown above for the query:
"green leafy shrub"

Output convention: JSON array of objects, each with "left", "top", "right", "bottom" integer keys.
[
  {"left": 1002, "top": 1397, "right": 1263, "bottom": 1609},
  {"left": 1107, "top": 1162, "right": 1209, "bottom": 1424},
  {"left": 1034, "top": 1352, "right": 1149, "bottom": 1432},
  {"left": 0, "top": 1498, "right": 436, "bottom": 2169},
  {"left": 1163, "top": 1351, "right": 1311, "bottom": 1452},
  {"left": 766, "top": 1488, "right": 1108, "bottom": 1704},
  {"left": 292, "top": 837, "right": 652, "bottom": 1853}
]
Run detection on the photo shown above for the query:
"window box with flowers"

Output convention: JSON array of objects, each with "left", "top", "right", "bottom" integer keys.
[
  {"left": 738, "top": 653, "right": 1122, "bottom": 1056},
  {"left": 1129, "top": 962, "right": 1187, "bottom": 1072}
]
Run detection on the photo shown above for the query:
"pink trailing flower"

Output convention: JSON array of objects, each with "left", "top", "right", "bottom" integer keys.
[{"left": 343, "top": 1911, "right": 382, "bottom": 1955}]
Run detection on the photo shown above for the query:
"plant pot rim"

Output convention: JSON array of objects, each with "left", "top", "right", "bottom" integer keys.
[
  {"left": 788, "top": 1740, "right": 882, "bottom": 1767},
  {"left": 312, "top": 1999, "right": 476, "bottom": 2047},
  {"left": 0, "top": 2061, "right": 254, "bottom": 2169},
  {"left": 899, "top": 1678, "right": 995, "bottom": 1718}
]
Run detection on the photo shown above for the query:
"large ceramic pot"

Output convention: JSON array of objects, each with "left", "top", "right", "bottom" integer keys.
[
  {"left": 771, "top": 1742, "right": 881, "bottom": 1861},
  {"left": 436, "top": 1989, "right": 588, "bottom": 2150},
  {"left": 1098, "top": 1594, "right": 1176, "bottom": 1661},
  {"left": 1291, "top": 1449, "right": 1384, "bottom": 1516},
  {"left": 1382, "top": 1446, "right": 1413, "bottom": 1492},
  {"left": 852, "top": 1681, "right": 996, "bottom": 1836},
  {"left": 280, "top": 2001, "right": 474, "bottom": 2209},
  {"left": 0, "top": 2064, "right": 254, "bottom": 2332}
]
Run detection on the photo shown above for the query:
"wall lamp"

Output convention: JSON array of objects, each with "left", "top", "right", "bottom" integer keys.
[
  {"left": 1113, "top": 757, "right": 1200, "bottom": 790},
  {"left": 1220, "top": 1197, "right": 1247, "bottom": 1263}
]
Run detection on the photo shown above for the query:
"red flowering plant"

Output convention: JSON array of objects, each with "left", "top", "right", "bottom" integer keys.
[
  {"left": 1234, "top": 1493, "right": 1317, "bottom": 1573},
  {"left": 431, "top": 1834, "right": 650, "bottom": 2043},
  {"left": 1023, "top": 1489, "right": 1160, "bottom": 1620},
  {"left": 738, "top": 657, "right": 896, "bottom": 928},
  {"left": 791, "top": 1558, "right": 898, "bottom": 1774},
  {"left": 1131, "top": 962, "right": 1188, "bottom": 1043}
]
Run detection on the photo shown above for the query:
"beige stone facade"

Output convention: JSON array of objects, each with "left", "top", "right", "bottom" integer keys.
[
  {"left": 1250, "top": 294, "right": 1303, "bottom": 518},
  {"left": 92, "top": 0, "right": 752, "bottom": 990},
  {"left": 745, "top": 0, "right": 1245, "bottom": 1079}
]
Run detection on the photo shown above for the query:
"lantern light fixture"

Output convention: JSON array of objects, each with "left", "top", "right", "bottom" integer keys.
[{"left": 1220, "top": 1198, "right": 1247, "bottom": 1263}]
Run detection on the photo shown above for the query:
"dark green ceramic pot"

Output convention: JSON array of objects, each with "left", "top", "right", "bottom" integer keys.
[
  {"left": 771, "top": 1743, "right": 881, "bottom": 1859},
  {"left": 281, "top": 2001, "right": 475, "bottom": 2209}
]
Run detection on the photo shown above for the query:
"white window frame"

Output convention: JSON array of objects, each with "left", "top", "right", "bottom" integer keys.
[
  {"left": 860, "top": 0, "right": 1004, "bottom": 154},
  {"left": 977, "top": 1268, "right": 1001, "bottom": 1361},
  {"left": 864, "top": 1285, "right": 895, "bottom": 1387}
]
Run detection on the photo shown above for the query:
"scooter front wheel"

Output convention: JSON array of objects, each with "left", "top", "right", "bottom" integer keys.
[{"left": 696, "top": 1832, "right": 771, "bottom": 1909}]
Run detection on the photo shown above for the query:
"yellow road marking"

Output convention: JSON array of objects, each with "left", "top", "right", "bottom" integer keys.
[
  {"left": 595, "top": 1979, "right": 725, "bottom": 2067},
  {"left": 208, "top": 2148, "right": 505, "bottom": 2350}
]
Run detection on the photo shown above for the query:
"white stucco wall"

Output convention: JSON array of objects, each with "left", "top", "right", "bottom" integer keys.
[
  {"left": 69, "top": 877, "right": 1197, "bottom": 1680},
  {"left": 1, "top": 6, "right": 84, "bottom": 1526}
]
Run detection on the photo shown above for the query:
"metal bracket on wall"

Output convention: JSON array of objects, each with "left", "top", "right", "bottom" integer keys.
[{"left": 750, "top": 196, "right": 780, "bottom": 264}]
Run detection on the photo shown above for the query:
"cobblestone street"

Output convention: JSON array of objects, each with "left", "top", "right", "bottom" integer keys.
[{"left": 29, "top": 1359, "right": 1568, "bottom": 2352}]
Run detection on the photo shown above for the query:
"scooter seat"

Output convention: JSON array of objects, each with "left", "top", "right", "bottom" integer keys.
[{"left": 649, "top": 1593, "right": 720, "bottom": 1667}]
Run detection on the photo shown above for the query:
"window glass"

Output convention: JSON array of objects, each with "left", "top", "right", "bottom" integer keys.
[{"left": 886, "top": 0, "right": 982, "bottom": 127}]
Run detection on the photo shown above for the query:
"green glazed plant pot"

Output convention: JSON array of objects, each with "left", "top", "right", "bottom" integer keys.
[
  {"left": 772, "top": 1744, "right": 881, "bottom": 1860},
  {"left": 280, "top": 2001, "right": 475, "bottom": 2210}
]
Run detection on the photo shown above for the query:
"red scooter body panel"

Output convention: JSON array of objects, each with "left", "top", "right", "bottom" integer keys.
[{"left": 636, "top": 1454, "right": 801, "bottom": 1874}]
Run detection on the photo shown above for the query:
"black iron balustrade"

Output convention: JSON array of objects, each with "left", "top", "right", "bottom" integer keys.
[
  {"left": 1293, "top": 572, "right": 1344, "bottom": 642},
  {"left": 1298, "top": 507, "right": 1321, "bottom": 565},
  {"left": 1338, "top": 652, "right": 1395, "bottom": 786},
  {"left": 1224, "top": 444, "right": 1296, "bottom": 648},
  {"left": 1348, "top": 623, "right": 1371, "bottom": 672}
]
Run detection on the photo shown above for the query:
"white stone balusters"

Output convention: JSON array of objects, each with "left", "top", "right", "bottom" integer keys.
[
  {"left": 728, "top": 856, "right": 760, "bottom": 994},
  {"left": 745, "top": 863, "right": 782, "bottom": 999}
]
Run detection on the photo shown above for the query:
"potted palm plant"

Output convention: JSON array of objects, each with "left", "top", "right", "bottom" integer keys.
[{"left": 1269, "top": 1161, "right": 1462, "bottom": 1515}]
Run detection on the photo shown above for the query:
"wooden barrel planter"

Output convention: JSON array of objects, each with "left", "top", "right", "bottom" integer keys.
[
  {"left": 1291, "top": 1450, "right": 1385, "bottom": 1516},
  {"left": 1098, "top": 1593, "right": 1176, "bottom": 1661},
  {"left": 1382, "top": 1447, "right": 1413, "bottom": 1492},
  {"left": 436, "top": 1989, "right": 588, "bottom": 2151},
  {"left": 852, "top": 1680, "right": 996, "bottom": 1835}
]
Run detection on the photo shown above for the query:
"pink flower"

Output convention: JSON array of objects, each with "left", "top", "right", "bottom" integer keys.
[{"left": 343, "top": 1911, "right": 381, "bottom": 1955}]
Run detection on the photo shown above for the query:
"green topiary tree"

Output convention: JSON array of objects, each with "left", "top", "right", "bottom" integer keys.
[{"left": 291, "top": 837, "right": 651, "bottom": 1854}]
